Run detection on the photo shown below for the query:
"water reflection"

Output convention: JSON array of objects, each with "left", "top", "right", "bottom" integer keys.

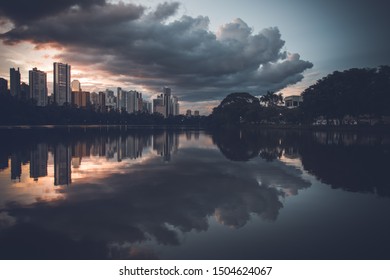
[{"left": 0, "top": 127, "right": 389, "bottom": 259}]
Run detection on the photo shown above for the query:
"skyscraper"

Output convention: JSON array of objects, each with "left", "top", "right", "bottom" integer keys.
[
  {"left": 29, "top": 67, "right": 47, "bottom": 106},
  {"left": 53, "top": 62, "right": 71, "bottom": 105},
  {"left": 163, "top": 87, "right": 172, "bottom": 116},
  {"left": 0, "top": 78, "right": 7, "bottom": 95},
  {"left": 71, "top": 80, "right": 81, "bottom": 92},
  {"left": 153, "top": 87, "right": 179, "bottom": 117},
  {"left": 10, "top": 67, "right": 21, "bottom": 98},
  {"left": 172, "top": 96, "right": 179, "bottom": 115},
  {"left": 20, "top": 82, "right": 29, "bottom": 101}
]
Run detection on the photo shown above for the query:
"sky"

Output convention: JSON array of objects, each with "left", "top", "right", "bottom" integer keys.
[{"left": 0, "top": 0, "right": 389, "bottom": 114}]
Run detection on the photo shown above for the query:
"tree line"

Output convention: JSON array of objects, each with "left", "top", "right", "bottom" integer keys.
[
  {"left": 0, "top": 93, "right": 206, "bottom": 126},
  {"left": 1, "top": 66, "right": 389, "bottom": 127},
  {"left": 210, "top": 66, "right": 390, "bottom": 127}
]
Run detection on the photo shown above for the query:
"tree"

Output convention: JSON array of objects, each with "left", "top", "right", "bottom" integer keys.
[
  {"left": 210, "top": 92, "right": 262, "bottom": 126},
  {"left": 301, "top": 66, "right": 390, "bottom": 123},
  {"left": 259, "top": 91, "right": 284, "bottom": 107}
]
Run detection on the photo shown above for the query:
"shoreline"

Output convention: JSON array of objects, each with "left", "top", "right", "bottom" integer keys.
[{"left": 0, "top": 123, "right": 389, "bottom": 133}]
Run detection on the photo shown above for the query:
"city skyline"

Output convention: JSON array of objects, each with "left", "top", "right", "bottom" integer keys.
[
  {"left": 1, "top": 60, "right": 182, "bottom": 116},
  {"left": 1, "top": 0, "right": 390, "bottom": 114}
]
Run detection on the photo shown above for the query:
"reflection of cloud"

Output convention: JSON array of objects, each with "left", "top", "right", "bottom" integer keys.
[
  {"left": 1, "top": 145, "right": 310, "bottom": 259},
  {"left": 0, "top": 211, "right": 16, "bottom": 229}
]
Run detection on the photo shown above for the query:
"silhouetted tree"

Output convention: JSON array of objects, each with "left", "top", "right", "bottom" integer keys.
[
  {"left": 259, "top": 91, "right": 284, "bottom": 107},
  {"left": 301, "top": 66, "right": 390, "bottom": 122}
]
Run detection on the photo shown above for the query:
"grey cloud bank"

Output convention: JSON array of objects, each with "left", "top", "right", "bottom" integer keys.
[{"left": 0, "top": 0, "right": 313, "bottom": 102}]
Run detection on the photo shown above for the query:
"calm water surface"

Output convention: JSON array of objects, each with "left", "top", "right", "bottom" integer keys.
[{"left": 0, "top": 127, "right": 389, "bottom": 259}]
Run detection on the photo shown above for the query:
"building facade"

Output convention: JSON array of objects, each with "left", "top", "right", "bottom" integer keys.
[
  {"left": 29, "top": 67, "right": 48, "bottom": 107},
  {"left": 53, "top": 62, "right": 71, "bottom": 105},
  {"left": 284, "top": 95, "right": 303, "bottom": 109},
  {"left": 10, "top": 68, "right": 21, "bottom": 98},
  {"left": 153, "top": 87, "right": 179, "bottom": 117},
  {"left": 0, "top": 78, "right": 7, "bottom": 95}
]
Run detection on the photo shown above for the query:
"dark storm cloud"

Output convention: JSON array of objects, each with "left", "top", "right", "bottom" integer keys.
[
  {"left": 0, "top": 1, "right": 312, "bottom": 101},
  {"left": 0, "top": 0, "right": 106, "bottom": 25}
]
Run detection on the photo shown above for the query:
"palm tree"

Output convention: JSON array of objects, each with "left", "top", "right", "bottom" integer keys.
[{"left": 260, "top": 91, "right": 284, "bottom": 107}]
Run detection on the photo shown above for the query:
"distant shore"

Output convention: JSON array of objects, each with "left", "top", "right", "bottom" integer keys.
[{"left": 1, "top": 123, "right": 389, "bottom": 133}]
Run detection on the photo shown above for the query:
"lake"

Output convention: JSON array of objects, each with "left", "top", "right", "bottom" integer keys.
[{"left": 0, "top": 127, "right": 389, "bottom": 259}]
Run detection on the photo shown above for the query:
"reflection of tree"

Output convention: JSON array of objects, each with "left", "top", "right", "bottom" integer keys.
[
  {"left": 212, "top": 128, "right": 296, "bottom": 162},
  {"left": 300, "top": 132, "right": 390, "bottom": 197},
  {"left": 212, "top": 129, "right": 260, "bottom": 161}
]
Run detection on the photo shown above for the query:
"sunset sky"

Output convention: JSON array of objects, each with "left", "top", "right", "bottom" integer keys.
[{"left": 0, "top": 0, "right": 389, "bottom": 114}]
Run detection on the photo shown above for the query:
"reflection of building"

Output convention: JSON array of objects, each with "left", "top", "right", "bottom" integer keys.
[
  {"left": 29, "top": 67, "right": 47, "bottom": 106},
  {"left": 105, "top": 137, "right": 118, "bottom": 159},
  {"left": 54, "top": 143, "right": 72, "bottom": 186},
  {"left": 153, "top": 131, "right": 179, "bottom": 162},
  {"left": 118, "top": 135, "right": 144, "bottom": 161},
  {"left": 0, "top": 154, "right": 8, "bottom": 171},
  {"left": 90, "top": 137, "right": 106, "bottom": 157},
  {"left": 72, "top": 141, "right": 89, "bottom": 168},
  {"left": 30, "top": 143, "right": 48, "bottom": 181},
  {"left": 10, "top": 153, "right": 22, "bottom": 181},
  {"left": 54, "top": 62, "right": 71, "bottom": 105},
  {"left": 285, "top": 95, "right": 303, "bottom": 109}
]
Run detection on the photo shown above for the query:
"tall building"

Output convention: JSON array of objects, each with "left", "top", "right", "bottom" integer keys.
[
  {"left": 163, "top": 87, "right": 172, "bottom": 116},
  {"left": 116, "top": 87, "right": 125, "bottom": 112},
  {"left": 143, "top": 100, "right": 152, "bottom": 113},
  {"left": 29, "top": 67, "right": 47, "bottom": 106},
  {"left": 98, "top": 91, "right": 106, "bottom": 112},
  {"left": 105, "top": 89, "right": 116, "bottom": 111},
  {"left": 20, "top": 82, "right": 29, "bottom": 101},
  {"left": 153, "top": 87, "right": 179, "bottom": 117},
  {"left": 53, "top": 62, "right": 71, "bottom": 105},
  {"left": 0, "top": 78, "right": 7, "bottom": 95},
  {"left": 71, "top": 80, "right": 81, "bottom": 92},
  {"left": 72, "top": 91, "right": 90, "bottom": 108},
  {"left": 172, "top": 96, "right": 179, "bottom": 115},
  {"left": 90, "top": 92, "right": 98, "bottom": 106},
  {"left": 10, "top": 67, "right": 21, "bottom": 98},
  {"left": 153, "top": 94, "right": 165, "bottom": 116},
  {"left": 129, "top": 90, "right": 142, "bottom": 114}
]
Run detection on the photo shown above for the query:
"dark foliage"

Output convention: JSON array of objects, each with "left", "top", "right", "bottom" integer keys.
[
  {"left": 0, "top": 93, "right": 207, "bottom": 126},
  {"left": 301, "top": 66, "right": 390, "bottom": 121}
]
